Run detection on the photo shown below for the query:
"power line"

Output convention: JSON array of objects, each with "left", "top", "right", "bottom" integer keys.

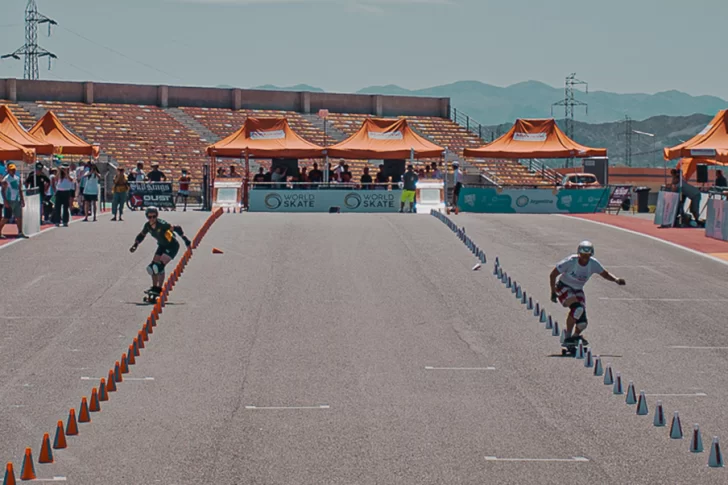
[{"left": 59, "top": 26, "right": 183, "bottom": 82}]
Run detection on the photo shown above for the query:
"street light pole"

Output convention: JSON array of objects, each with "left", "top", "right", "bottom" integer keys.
[{"left": 632, "top": 130, "right": 663, "bottom": 184}]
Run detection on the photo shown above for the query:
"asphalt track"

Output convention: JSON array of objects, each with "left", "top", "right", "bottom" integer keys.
[{"left": 1, "top": 211, "right": 727, "bottom": 484}]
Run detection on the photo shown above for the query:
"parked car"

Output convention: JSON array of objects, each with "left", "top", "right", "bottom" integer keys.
[{"left": 562, "top": 173, "right": 601, "bottom": 188}]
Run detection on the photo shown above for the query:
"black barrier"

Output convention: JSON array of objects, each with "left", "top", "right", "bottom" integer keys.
[{"left": 128, "top": 182, "right": 175, "bottom": 209}]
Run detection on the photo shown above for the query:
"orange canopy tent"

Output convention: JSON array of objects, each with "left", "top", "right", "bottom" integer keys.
[
  {"left": 206, "top": 117, "right": 324, "bottom": 158},
  {"left": 664, "top": 110, "right": 728, "bottom": 162},
  {"left": 326, "top": 118, "right": 444, "bottom": 159},
  {"left": 677, "top": 157, "right": 728, "bottom": 180},
  {"left": 0, "top": 105, "right": 54, "bottom": 156},
  {"left": 0, "top": 131, "right": 36, "bottom": 163},
  {"left": 463, "top": 118, "right": 607, "bottom": 159},
  {"left": 28, "top": 111, "right": 100, "bottom": 157}
]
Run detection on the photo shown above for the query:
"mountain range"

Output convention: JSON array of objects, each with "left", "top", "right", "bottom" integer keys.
[
  {"left": 218, "top": 81, "right": 726, "bottom": 167},
  {"left": 248, "top": 80, "right": 727, "bottom": 126}
]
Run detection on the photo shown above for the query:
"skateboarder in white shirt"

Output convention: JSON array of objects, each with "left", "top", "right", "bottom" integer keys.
[{"left": 549, "top": 241, "right": 625, "bottom": 345}]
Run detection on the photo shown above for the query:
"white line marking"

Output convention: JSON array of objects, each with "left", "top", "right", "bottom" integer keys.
[
  {"left": 245, "top": 405, "right": 330, "bottom": 410},
  {"left": 485, "top": 456, "right": 589, "bottom": 463},
  {"left": 81, "top": 376, "right": 154, "bottom": 381},
  {"left": 23, "top": 274, "right": 46, "bottom": 289},
  {"left": 599, "top": 297, "right": 728, "bottom": 302},
  {"left": 645, "top": 393, "right": 707, "bottom": 397},
  {"left": 668, "top": 346, "right": 728, "bottom": 350},
  {"left": 9, "top": 477, "right": 68, "bottom": 482},
  {"left": 556, "top": 214, "right": 728, "bottom": 267},
  {"left": 425, "top": 366, "right": 496, "bottom": 370}
]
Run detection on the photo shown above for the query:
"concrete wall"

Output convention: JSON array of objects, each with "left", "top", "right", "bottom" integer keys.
[{"left": 1, "top": 78, "right": 448, "bottom": 117}]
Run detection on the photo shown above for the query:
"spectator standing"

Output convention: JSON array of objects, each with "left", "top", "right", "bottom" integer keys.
[
  {"left": 177, "top": 169, "right": 191, "bottom": 211},
  {"left": 716, "top": 170, "right": 727, "bottom": 188},
  {"left": 24, "top": 163, "right": 51, "bottom": 222},
  {"left": 360, "top": 167, "right": 373, "bottom": 189},
  {"left": 400, "top": 164, "right": 418, "bottom": 213},
  {"left": 271, "top": 166, "right": 287, "bottom": 189},
  {"left": 111, "top": 167, "right": 130, "bottom": 221},
  {"left": 0, "top": 163, "right": 27, "bottom": 238},
  {"left": 129, "top": 162, "right": 146, "bottom": 183},
  {"left": 82, "top": 164, "right": 101, "bottom": 222},
  {"left": 53, "top": 164, "right": 74, "bottom": 227},
  {"left": 451, "top": 161, "right": 464, "bottom": 214},
  {"left": 308, "top": 163, "right": 323, "bottom": 184},
  {"left": 375, "top": 164, "right": 388, "bottom": 190},
  {"left": 147, "top": 162, "right": 166, "bottom": 182}
]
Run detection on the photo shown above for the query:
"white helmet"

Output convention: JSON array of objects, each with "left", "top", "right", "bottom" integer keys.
[{"left": 577, "top": 240, "right": 594, "bottom": 255}]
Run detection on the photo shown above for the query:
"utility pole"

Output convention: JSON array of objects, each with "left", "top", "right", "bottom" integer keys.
[
  {"left": 551, "top": 73, "right": 588, "bottom": 168},
  {"left": 2, "top": 0, "right": 58, "bottom": 80},
  {"left": 624, "top": 115, "right": 633, "bottom": 167}
]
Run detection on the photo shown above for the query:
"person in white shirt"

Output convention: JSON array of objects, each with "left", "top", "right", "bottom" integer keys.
[
  {"left": 82, "top": 163, "right": 101, "bottom": 222},
  {"left": 549, "top": 241, "right": 625, "bottom": 345}
]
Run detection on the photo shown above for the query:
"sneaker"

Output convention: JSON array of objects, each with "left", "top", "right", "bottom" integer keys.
[
  {"left": 17, "top": 233, "right": 28, "bottom": 239},
  {"left": 111, "top": 217, "right": 117, "bottom": 221}
]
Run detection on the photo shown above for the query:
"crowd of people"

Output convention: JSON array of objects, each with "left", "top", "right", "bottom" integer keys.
[{"left": 250, "top": 160, "right": 448, "bottom": 190}]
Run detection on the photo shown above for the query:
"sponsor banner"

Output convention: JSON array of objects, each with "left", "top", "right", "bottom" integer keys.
[
  {"left": 706, "top": 197, "right": 728, "bottom": 241},
  {"left": 128, "top": 182, "right": 175, "bottom": 209},
  {"left": 608, "top": 185, "right": 632, "bottom": 209},
  {"left": 513, "top": 132, "right": 547, "bottom": 142},
  {"left": 250, "top": 130, "right": 285, "bottom": 140},
  {"left": 458, "top": 187, "right": 609, "bottom": 214},
  {"left": 249, "top": 189, "right": 402, "bottom": 212},
  {"left": 653, "top": 190, "right": 679, "bottom": 227},
  {"left": 368, "top": 131, "right": 403, "bottom": 140},
  {"left": 690, "top": 148, "right": 717, "bottom": 157}
]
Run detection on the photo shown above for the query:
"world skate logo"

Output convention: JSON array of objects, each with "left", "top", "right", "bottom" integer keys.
[
  {"left": 464, "top": 194, "right": 476, "bottom": 207},
  {"left": 264, "top": 193, "right": 282, "bottom": 209},
  {"left": 344, "top": 193, "right": 362, "bottom": 209},
  {"left": 516, "top": 195, "right": 529, "bottom": 207}
]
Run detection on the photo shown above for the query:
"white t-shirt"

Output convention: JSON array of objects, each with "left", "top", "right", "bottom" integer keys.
[{"left": 556, "top": 255, "right": 605, "bottom": 290}]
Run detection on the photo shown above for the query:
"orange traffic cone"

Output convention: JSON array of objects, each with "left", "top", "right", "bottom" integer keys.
[
  {"left": 120, "top": 354, "right": 129, "bottom": 374},
  {"left": 66, "top": 409, "right": 79, "bottom": 436},
  {"left": 4, "top": 462, "right": 16, "bottom": 485},
  {"left": 38, "top": 433, "right": 53, "bottom": 464},
  {"left": 127, "top": 346, "right": 136, "bottom": 365},
  {"left": 146, "top": 317, "right": 153, "bottom": 335},
  {"left": 114, "top": 362, "right": 123, "bottom": 383},
  {"left": 19, "top": 449, "right": 35, "bottom": 481},
  {"left": 140, "top": 326, "right": 149, "bottom": 343},
  {"left": 132, "top": 338, "right": 140, "bottom": 356},
  {"left": 52, "top": 421, "right": 66, "bottom": 449},
  {"left": 89, "top": 388, "right": 101, "bottom": 412},
  {"left": 78, "top": 397, "right": 91, "bottom": 423},
  {"left": 212, "top": 247, "right": 223, "bottom": 254},
  {"left": 137, "top": 331, "right": 146, "bottom": 348},
  {"left": 98, "top": 378, "right": 109, "bottom": 401},
  {"left": 106, "top": 370, "right": 117, "bottom": 392}
]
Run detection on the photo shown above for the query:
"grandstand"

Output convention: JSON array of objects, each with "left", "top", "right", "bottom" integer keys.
[{"left": 0, "top": 78, "right": 557, "bottom": 191}]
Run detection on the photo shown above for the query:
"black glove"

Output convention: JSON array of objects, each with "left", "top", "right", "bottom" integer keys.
[
  {"left": 183, "top": 236, "right": 191, "bottom": 247},
  {"left": 129, "top": 244, "right": 137, "bottom": 253},
  {"left": 550, "top": 291, "right": 557, "bottom": 303}
]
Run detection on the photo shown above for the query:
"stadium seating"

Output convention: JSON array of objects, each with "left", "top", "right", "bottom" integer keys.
[
  {"left": 33, "top": 101, "right": 208, "bottom": 191},
  {"left": 0, "top": 100, "right": 36, "bottom": 129}
]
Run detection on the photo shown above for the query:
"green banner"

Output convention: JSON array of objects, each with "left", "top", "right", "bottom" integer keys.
[{"left": 458, "top": 187, "right": 610, "bottom": 213}]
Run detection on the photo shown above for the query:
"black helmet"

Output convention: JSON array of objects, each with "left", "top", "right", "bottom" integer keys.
[{"left": 145, "top": 206, "right": 159, "bottom": 218}]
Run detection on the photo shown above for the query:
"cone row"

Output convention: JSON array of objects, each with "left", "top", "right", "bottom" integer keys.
[{"left": 6, "top": 209, "right": 223, "bottom": 480}]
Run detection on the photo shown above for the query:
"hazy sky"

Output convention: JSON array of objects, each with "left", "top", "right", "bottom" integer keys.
[{"left": 1, "top": 0, "right": 727, "bottom": 99}]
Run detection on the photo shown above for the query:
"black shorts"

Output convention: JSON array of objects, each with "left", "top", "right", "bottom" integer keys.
[
  {"left": 155, "top": 238, "right": 180, "bottom": 259},
  {"left": 453, "top": 182, "right": 463, "bottom": 197}
]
